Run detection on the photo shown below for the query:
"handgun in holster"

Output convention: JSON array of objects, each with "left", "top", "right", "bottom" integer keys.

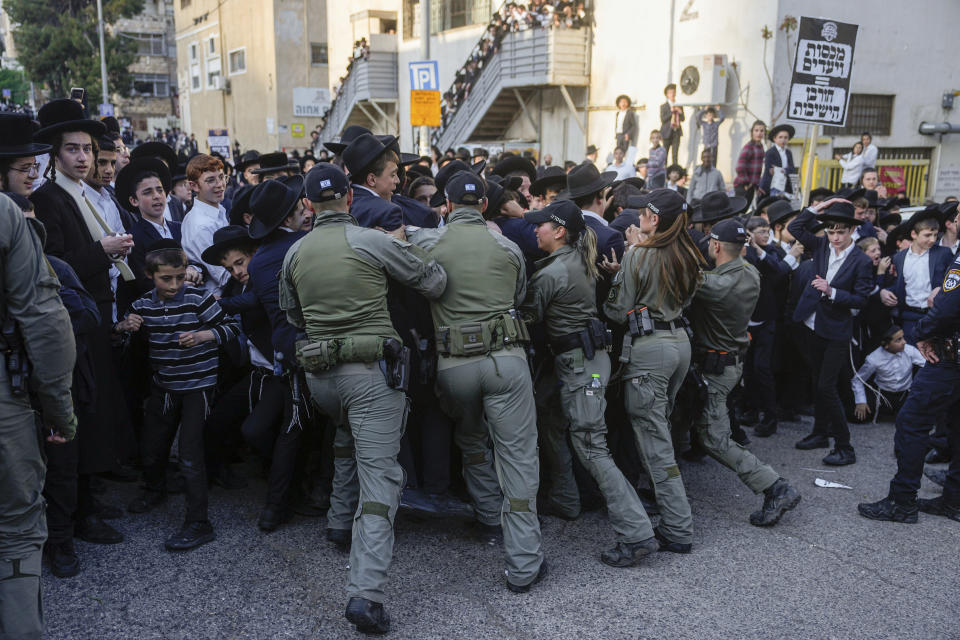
[
  {"left": 1, "top": 316, "right": 29, "bottom": 397},
  {"left": 380, "top": 338, "right": 411, "bottom": 392},
  {"left": 686, "top": 363, "right": 709, "bottom": 404}
]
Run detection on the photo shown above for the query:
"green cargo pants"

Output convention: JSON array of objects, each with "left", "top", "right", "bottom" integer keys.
[
  {"left": 436, "top": 350, "right": 544, "bottom": 587},
  {"left": 623, "top": 330, "right": 694, "bottom": 545},
  {"left": 697, "top": 363, "right": 780, "bottom": 494},
  {"left": 556, "top": 349, "right": 654, "bottom": 543},
  {"left": 306, "top": 362, "right": 408, "bottom": 604},
  {"left": 533, "top": 361, "right": 580, "bottom": 518},
  {"left": 0, "top": 361, "right": 46, "bottom": 640}
]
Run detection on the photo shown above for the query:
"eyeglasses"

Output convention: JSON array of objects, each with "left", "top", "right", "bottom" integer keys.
[{"left": 9, "top": 163, "right": 41, "bottom": 175}]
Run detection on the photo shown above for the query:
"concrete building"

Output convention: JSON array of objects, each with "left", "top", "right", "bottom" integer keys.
[{"left": 173, "top": 0, "right": 329, "bottom": 154}]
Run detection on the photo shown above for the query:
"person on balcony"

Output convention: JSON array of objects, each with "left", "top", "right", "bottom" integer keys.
[
  {"left": 659, "top": 84, "right": 684, "bottom": 167},
  {"left": 614, "top": 95, "right": 637, "bottom": 154},
  {"left": 836, "top": 142, "right": 864, "bottom": 189}
]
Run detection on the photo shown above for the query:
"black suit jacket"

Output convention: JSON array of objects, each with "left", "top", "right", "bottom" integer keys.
[
  {"left": 616, "top": 109, "right": 638, "bottom": 146},
  {"left": 659, "top": 102, "right": 684, "bottom": 139}
]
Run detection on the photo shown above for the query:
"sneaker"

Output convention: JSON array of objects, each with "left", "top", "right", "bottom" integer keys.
[
  {"left": 823, "top": 447, "right": 856, "bottom": 466},
  {"left": 749, "top": 479, "right": 801, "bottom": 527},
  {"left": 128, "top": 488, "right": 166, "bottom": 514},
  {"left": 917, "top": 496, "right": 960, "bottom": 522},
  {"left": 345, "top": 597, "right": 390, "bottom": 635},
  {"left": 506, "top": 558, "right": 549, "bottom": 593},
  {"left": 857, "top": 497, "right": 918, "bottom": 523},
  {"left": 653, "top": 526, "right": 692, "bottom": 554},
  {"left": 600, "top": 537, "right": 659, "bottom": 567},
  {"left": 164, "top": 520, "right": 215, "bottom": 551}
]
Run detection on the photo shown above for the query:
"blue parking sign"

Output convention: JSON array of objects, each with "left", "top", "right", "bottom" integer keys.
[{"left": 409, "top": 61, "right": 439, "bottom": 91}]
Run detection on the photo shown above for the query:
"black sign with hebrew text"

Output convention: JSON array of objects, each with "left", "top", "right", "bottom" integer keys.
[{"left": 787, "top": 17, "right": 858, "bottom": 127}]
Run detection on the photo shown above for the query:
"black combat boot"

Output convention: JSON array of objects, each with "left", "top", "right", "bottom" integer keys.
[
  {"left": 857, "top": 497, "right": 918, "bottom": 523},
  {"left": 749, "top": 478, "right": 801, "bottom": 527},
  {"left": 600, "top": 538, "right": 659, "bottom": 567},
  {"left": 345, "top": 597, "right": 390, "bottom": 635},
  {"left": 752, "top": 412, "right": 777, "bottom": 437},
  {"left": 506, "top": 558, "right": 549, "bottom": 592}
]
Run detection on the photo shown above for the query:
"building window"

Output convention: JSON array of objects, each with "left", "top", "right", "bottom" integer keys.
[
  {"left": 206, "top": 57, "right": 221, "bottom": 89},
  {"left": 124, "top": 32, "right": 165, "bottom": 56},
  {"left": 190, "top": 42, "right": 197, "bottom": 61},
  {"left": 427, "top": 0, "right": 489, "bottom": 34},
  {"left": 132, "top": 73, "right": 170, "bottom": 97},
  {"left": 181, "top": 0, "right": 190, "bottom": 8},
  {"left": 208, "top": 36, "right": 216, "bottom": 55},
  {"left": 824, "top": 94, "right": 894, "bottom": 137},
  {"left": 311, "top": 43, "right": 328, "bottom": 65},
  {"left": 190, "top": 62, "right": 201, "bottom": 91},
  {"left": 228, "top": 48, "right": 246, "bottom": 74}
]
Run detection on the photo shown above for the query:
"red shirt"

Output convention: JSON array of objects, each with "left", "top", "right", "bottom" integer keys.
[{"left": 735, "top": 141, "right": 765, "bottom": 188}]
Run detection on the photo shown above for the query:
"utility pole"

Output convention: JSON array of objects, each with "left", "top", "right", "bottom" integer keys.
[
  {"left": 96, "top": 0, "right": 109, "bottom": 113},
  {"left": 418, "top": 0, "right": 430, "bottom": 157}
]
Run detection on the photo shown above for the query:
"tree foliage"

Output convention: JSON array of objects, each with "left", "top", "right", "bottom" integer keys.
[
  {"left": 0, "top": 69, "right": 31, "bottom": 105},
  {"left": 6, "top": 0, "right": 145, "bottom": 100}
]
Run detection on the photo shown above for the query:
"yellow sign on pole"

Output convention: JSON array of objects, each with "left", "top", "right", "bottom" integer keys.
[
  {"left": 291, "top": 123, "right": 305, "bottom": 138},
  {"left": 410, "top": 90, "right": 441, "bottom": 127}
]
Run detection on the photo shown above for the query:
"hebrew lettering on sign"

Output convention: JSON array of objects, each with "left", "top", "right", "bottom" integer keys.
[
  {"left": 797, "top": 39, "right": 852, "bottom": 78},
  {"left": 789, "top": 84, "right": 847, "bottom": 124}
]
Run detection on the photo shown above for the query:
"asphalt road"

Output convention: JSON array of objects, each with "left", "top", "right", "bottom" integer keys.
[{"left": 41, "top": 416, "right": 958, "bottom": 640}]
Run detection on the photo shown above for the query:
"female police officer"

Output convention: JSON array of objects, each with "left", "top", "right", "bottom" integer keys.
[
  {"left": 520, "top": 199, "right": 658, "bottom": 567},
  {"left": 604, "top": 188, "right": 704, "bottom": 554}
]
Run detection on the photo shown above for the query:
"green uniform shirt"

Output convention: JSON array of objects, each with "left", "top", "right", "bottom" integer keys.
[
  {"left": 603, "top": 245, "right": 700, "bottom": 324},
  {"left": 687, "top": 256, "right": 760, "bottom": 355},
  {"left": 280, "top": 210, "right": 447, "bottom": 343},
  {"left": 520, "top": 244, "right": 597, "bottom": 339}
]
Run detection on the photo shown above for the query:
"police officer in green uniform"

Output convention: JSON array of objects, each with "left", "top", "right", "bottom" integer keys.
[
  {"left": 406, "top": 171, "right": 547, "bottom": 593},
  {"left": 0, "top": 194, "right": 77, "bottom": 640},
  {"left": 520, "top": 199, "right": 659, "bottom": 566},
  {"left": 603, "top": 189, "right": 701, "bottom": 553},
  {"left": 689, "top": 218, "right": 801, "bottom": 526},
  {"left": 279, "top": 164, "right": 447, "bottom": 635}
]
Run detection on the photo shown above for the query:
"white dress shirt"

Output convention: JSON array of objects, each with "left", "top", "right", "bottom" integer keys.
[
  {"left": 940, "top": 237, "right": 959, "bottom": 254},
  {"left": 851, "top": 344, "right": 925, "bottom": 404},
  {"left": 804, "top": 241, "right": 854, "bottom": 331},
  {"left": 781, "top": 240, "right": 800, "bottom": 270},
  {"left": 145, "top": 217, "right": 174, "bottom": 239},
  {"left": 181, "top": 198, "right": 229, "bottom": 295},
  {"left": 903, "top": 247, "right": 932, "bottom": 308},
  {"left": 615, "top": 110, "right": 626, "bottom": 134},
  {"left": 861, "top": 143, "right": 879, "bottom": 169},
  {"left": 581, "top": 210, "right": 608, "bottom": 226},
  {"left": 776, "top": 144, "right": 788, "bottom": 170}
]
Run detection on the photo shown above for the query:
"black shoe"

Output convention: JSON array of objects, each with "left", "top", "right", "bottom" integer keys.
[
  {"left": 776, "top": 407, "right": 799, "bottom": 422},
  {"left": 857, "top": 497, "right": 918, "bottom": 523},
  {"left": 326, "top": 527, "right": 352, "bottom": 550},
  {"left": 211, "top": 465, "right": 248, "bottom": 490},
  {"left": 290, "top": 493, "right": 329, "bottom": 517},
  {"left": 164, "top": 520, "right": 215, "bottom": 551},
  {"left": 257, "top": 505, "right": 290, "bottom": 532},
  {"left": 128, "top": 488, "right": 166, "bottom": 514},
  {"left": 680, "top": 445, "right": 708, "bottom": 462},
  {"left": 925, "top": 467, "right": 947, "bottom": 487},
  {"left": 739, "top": 409, "right": 760, "bottom": 427},
  {"left": 822, "top": 447, "right": 856, "bottom": 466},
  {"left": 74, "top": 514, "right": 124, "bottom": 544},
  {"left": 506, "top": 558, "right": 549, "bottom": 592},
  {"left": 795, "top": 433, "right": 830, "bottom": 450},
  {"left": 44, "top": 540, "right": 79, "bottom": 578},
  {"left": 98, "top": 465, "right": 139, "bottom": 483},
  {"left": 753, "top": 413, "right": 778, "bottom": 438},
  {"left": 472, "top": 521, "right": 503, "bottom": 546},
  {"left": 749, "top": 479, "right": 801, "bottom": 527},
  {"left": 653, "top": 526, "right": 692, "bottom": 554},
  {"left": 92, "top": 498, "right": 123, "bottom": 520},
  {"left": 917, "top": 496, "right": 960, "bottom": 522},
  {"left": 731, "top": 425, "right": 750, "bottom": 447},
  {"left": 600, "top": 537, "right": 658, "bottom": 567},
  {"left": 345, "top": 597, "right": 390, "bottom": 635},
  {"left": 925, "top": 448, "right": 951, "bottom": 464}
]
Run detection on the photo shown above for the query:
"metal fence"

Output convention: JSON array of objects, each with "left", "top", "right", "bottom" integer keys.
[{"left": 808, "top": 159, "right": 930, "bottom": 204}]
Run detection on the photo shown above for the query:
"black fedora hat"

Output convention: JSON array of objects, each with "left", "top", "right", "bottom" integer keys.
[
  {"left": 529, "top": 166, "right": 567, "bottom": 197},
  {"left": 248, "top": 175, "right": 304, "bottom": 239},
  {"left": 614, "top": 176, "right": 647, "bottom": 190},
  {"left": 940, "top": 200, "right": 959, "bottom": 222},
  {"left": 816, "top": 200, "right": 863, "bottom": 226},
  {"left": 324, "top": 125, "right": 373, "bottom": 155},
  {"left": 885, "top": 219, "right": 912, "bottom": 255},
  {"left": 492, "top": 155, "right": 536, "bottom": 183},
  {"left": 101, "top": 115, "right": 121, "bottom": 134},
  {"left": 0, "top": 113, "right": 52, "bottom": 158},
  {"left": 558, "top": 162, "right": 617, "bottom": 200},
  {"left": 768, "top": 123, "right": 795, "bottom": 142},
  {"left": 228, "top": 184, "right": 256, "bottom": 226},
  {"left": 250, "top": 151, "right": 299, "bottom": 176},
  {"left": 808, "top": 186, "right": 835, "bottom": 206},
  {"left": 115, "top": 156, "right": 172, "bottom": 213},
  {"left": 878, "top": 210, "right": 901, "bottom": 228},
  {"left": 201, "top": 225, "right": 259, "bottom": 265},
  {"left": 171, "top": 163, "right": 188, "bottom": 184},
  {"left": 236, "top": 150, "right": 261, "bottom": 173},
  {"left": 485, "top": 175, "right": 523, "bottom": 217},
  {"left": 342, "top": 133, "right": 397, "bottom": 177},
  {"left": 34, "top": 98, "right": 105, "bottom": 143},
  {"left": 690, "top": 191, "right": 748, "bottom": 223},
  {"left": 130, "top": 141, "right": 178, "bottom": 170},
  {"left": 837, "top": 186, "right": 865, "bottom": 201},
  {"left": 766, "top": 199, "right": 799, "bottom": 227},
  {"left": 755, "top": 193, "right": 787, "bottom": 213}
]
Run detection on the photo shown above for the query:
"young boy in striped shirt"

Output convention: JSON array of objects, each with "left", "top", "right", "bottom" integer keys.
[{"left": 117, "top": 239, "right": 238, "bottom": 551}]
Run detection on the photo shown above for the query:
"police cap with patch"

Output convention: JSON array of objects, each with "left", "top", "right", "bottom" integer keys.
[
  {"left": 524, "top": 199, "right": 585, "bottom": 235},
  {"left": 709, "top": 218, "right": 748, "bottom": 243},
  {"left": 445, "top": 170, "right": 486, "bottom": 205},
  {"left": 626, "top": 188, "right": 688, "bottom": 229},
  {"left": 304, "top": 163, "right": 350, "bottom": 202}
]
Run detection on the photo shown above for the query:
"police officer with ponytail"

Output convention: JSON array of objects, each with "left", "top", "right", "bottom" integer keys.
[{"left": 520, "top": 199, "right": 659, "bottom": 567}]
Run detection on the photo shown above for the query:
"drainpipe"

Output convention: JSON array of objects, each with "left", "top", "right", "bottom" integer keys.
[{"left": 919, "top": 122, "right": 960, "bottom": 135}]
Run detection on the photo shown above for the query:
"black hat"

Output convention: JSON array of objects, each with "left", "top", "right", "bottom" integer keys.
[
  {"left": 248, "top": 175, "right": 305, "bottom": 239},
  {"left": 904, "top": 205, "right": 946, "bottom": 233},
  {"left": 472, "top": 147, "right": 489, "bottom": 158},
  {"left": 236, "top": 150, "right": 261, "bottom": 173},
  {"left": 201, "top": 225, "right": 259, "bottom": 265},
  {"left": 228, "top": 184, "right": 256, "bottom": 226},
  {"left": 492, "top": 155, "right": 536, "bottom": 184},
  {"left": 768, "top": 123, "right": 795, "bottom": 142},
  {"left": 323, "top": 125, "right": 373, "bottom": 154},
  {"left": 807, "top": 187, "right": 834, "bottom": 206},
  {"left": 885, "top": 219, "right": 912, "bottom": 255},
  {"left": 837, "top": 186, "right": 865, "bottom": 201},
  {"left": 405, "top": 164, "right": 432, "bottom": 181},
  {"left": 486, "top": 175, "right": 523, "bottom": 217},
  {"left": 455, "top": 146, "right": 471, "bottom": 161},
  {"left": 0, "top": 113, "right": 52, "bottom": 157},
  {"left": 615, "top": 94, "right": 631, "bottom": 107},
  {"left": 585, "top": 144, "right": 598, "bottom": 156},
  {"left": 114, "top": 157, "right": 172, "bottom": 213},
  {"left": 250, "top": 151, "right": 299, "bottom": 176},
  {"left": 444, "top": 171, "right": 486, "bottom": 205},
  {"left": 100, "top": 116, "right": 120, "bottom": 134},
  {"left": 862, "top": 189, "right": 880, "bottom": 207},
  {"left": 305, "top": 163, "right": 350, "bottom": 202},
  {"left": 614, "top": 176, "right": 647, "bottom": 191},
  {"left": 171, "top": 163, "right": 188, "bottom": 184},
  {"left": 627, "top": 188, "right": 688, "bottom": 229},
  {"left": 34, "top": 98, "right": 106, "bottom": 143},
  {"left": 529, "top": 166, "right": 567, "bottom": 197},
  {"left": 609, "top": 209, "right": 642, "bottom": 235},
  {"left": 146, "top": 238, "right": 183, "bottom": 253},
  {"left": 690, "top": 191, "right": 748, "bottom": 223},
  {"left": 878, "top": 211, "right": 902, "bottom": 228},
  {"left": 766, "top": 199, "right": 799, "bottom": 227},
  {"left": 524, "top": 199, "right": 585, "bottom": 235},
  {"left": 130, "top": 141, "right": 178, "bottom": 170},
  {"left": 940, "top": 200, "right": 959, "bottom": 222},
  {"left": 430, "top": 159, "right": 484, "bottom": 208},
  {"left": 816, "top": 200, "right": 863, "bottom": 226},
  {"left": 880, "top": 196, "right": 910, "bottom": 211},
  {"left": 756, "top": 193, "right": 787, "bottom": 213},
  {"left": 709, "top": 218, "right": 748, "bottom": 243},
  {"left": 559, "top": 162, "right": 617, "bottom": 200},
  {"left": 342, "top": 133, "right": 397, "bottom": 177}
]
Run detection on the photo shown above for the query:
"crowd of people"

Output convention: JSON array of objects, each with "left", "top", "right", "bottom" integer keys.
[{"left": 2, "top": 92, "right": 959, "bottom": 639}]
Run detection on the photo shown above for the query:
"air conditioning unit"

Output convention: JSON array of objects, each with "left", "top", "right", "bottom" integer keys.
[{"left": 675, "top": 55, "right": 728, "bottom": 106}]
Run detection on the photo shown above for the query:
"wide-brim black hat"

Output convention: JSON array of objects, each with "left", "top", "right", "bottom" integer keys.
[
  {"left": 755, "top": 194, "right": 786, "bottom": 213},
  {"left": 837, "top": 186, "right": 865, "bottom": 201},
  {"left": 0, "top": 113, "right": 51, "bottom": 157},
  {"left": 229, "top": 184, "right": 256, "bottom": 226},
  {"left": 690, "top": 191, "right": 748, "bottom": 223},
  {"left": 201, "top": 224, "right": 259, "bottom": 265},
  {"left": 878, "top": 211, "right": 902, "bottom": 228},
  {"left": 492, "top": 155, "right": 536, "bottom": 183},
  {"left": 885, "top": 219, "right": 912, "bottom": 254},
  {"left": 766, "top": 199, "right": 799, "bottom": 227},
  {"left": 248, "top": 175, "right": 304, "bottom": 239},
  {"left": 614, "top": 176, "right": 646, "bottom": 190},
  {"left": 250, "top": 151, "right": 300, "bottom": 175},
  {"left": 324, "top": 125, "right": 373, "bottom": 154},
  {"left": 236, "top": 150, "right": 261, "bottom": 173},
  {"left": 172, "top": 163, "right": 188, "bottom": 183},
  {"left": 100, "top": 115, "right": 121, "bottom": 134},
  {"left": 816, "top": 200, "right": 863, "bottom": 226},
  {"left": 768, "top": 123, "right": 795, "bottom": 142},
  {"left": 34, "top": 98, "right": 105, "bottom": 143},
  {"left": 486, "top": 175, "right": 523, "bottom": 216},
  {"left": 130, "top": 141, "right": 178, "bottom": 170},
  {"left": 342, "top": 134, "right": 397, "bottom": 177},
  {"left": 115, "top": 157, "right": 172, "bottom": 213},
  {"left": 558, "top": 162, "right": 617, "bottom": 200},
  {"left": 529, "top": 166, "right": 567, "bottom": 197},
  {"left": 405, "top": 164, "right": 432, "bottom": 181}
]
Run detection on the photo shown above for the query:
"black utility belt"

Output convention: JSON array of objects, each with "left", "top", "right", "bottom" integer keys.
[
  {"left": 694, "top": 349, "right": 741, "bottom": 374},
  {"left": 549, "top": 319, "right": 612, "bottom": 360},
  {"left": 932, "top": 336, "right": 960, "bottom": 363},
  {"left": 901, "top": 306, "right": 929, "bottom": 315},
  {"left": 627, "top": 306, "right": 687, "bottom": 338}
]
